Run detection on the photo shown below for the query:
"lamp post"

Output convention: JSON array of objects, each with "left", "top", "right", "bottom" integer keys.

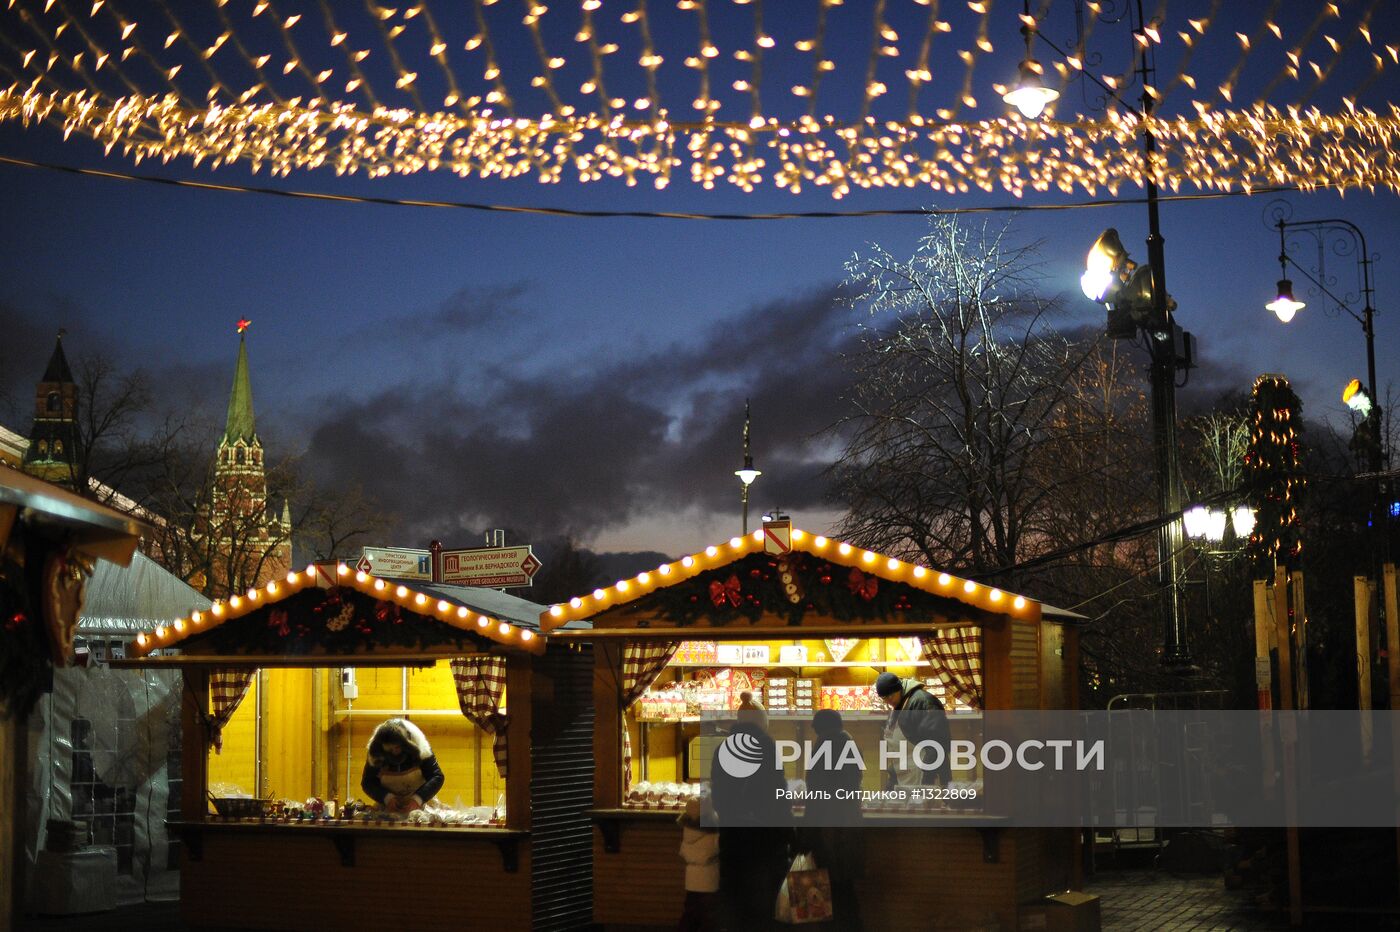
[
  {"left": 1058, "top": 0, "right": 1192, "bottom": 668},
  {"left": 734, "top": 400, "right": 761, "bottom": 535},
  {"left": 1265, "top": 214, "right": 1383, "bottom": 475}
]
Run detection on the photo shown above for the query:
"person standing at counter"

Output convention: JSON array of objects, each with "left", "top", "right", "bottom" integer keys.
[
  {"left": 802, "top": 709, "right": 863, "bottom": 931},
  {"left": 710, "top": 693, "right": 791, "bottom": 929},
  {"left": 876, "top": 672, "right": 952, "bottom": 786},
  {"left": 361, "top": 718, "right": 445, "bottom": 812}
]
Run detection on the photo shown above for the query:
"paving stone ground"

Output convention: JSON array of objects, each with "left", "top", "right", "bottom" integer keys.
[
  {"left": 1086, "top": 869, "right": 1400, "bottom": 931},
  {"left": 14, "top": 868, "right": 1400, "bottom": 930}
]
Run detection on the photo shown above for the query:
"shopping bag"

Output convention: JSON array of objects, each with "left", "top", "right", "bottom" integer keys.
[{"left": 775, "top": 853, "right": 834, "bottom": 924}]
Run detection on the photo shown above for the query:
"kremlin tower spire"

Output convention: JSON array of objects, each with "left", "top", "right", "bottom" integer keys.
[
  {"left": 208, "top": 319, "right": 291, "bottom": 595},
  {"left": 22, "top": 330, "right": 80, "bottom": 486}
]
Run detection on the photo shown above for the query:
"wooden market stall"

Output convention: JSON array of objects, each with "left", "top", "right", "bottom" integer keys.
[
  {"left": 117, "top": 561, "right": 594, "bottom": 932},
  {"left": 541, "top": 523, "right": 1085, "bottom": 932}
]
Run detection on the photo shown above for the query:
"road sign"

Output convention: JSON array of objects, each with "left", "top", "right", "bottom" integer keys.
[
  {"left": 763, "top": 520, "right": 792, "bottom": 554},
  {"left": 360, "top": 546, "right": 432, "bottom": 581},
  {"left": 440, "top": 545, "right": 543, "bottom": 588}
]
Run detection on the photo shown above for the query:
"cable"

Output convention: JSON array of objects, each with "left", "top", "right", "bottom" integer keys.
[{"left": 0, "top": 151, "right": 1336, "bottom": 221}]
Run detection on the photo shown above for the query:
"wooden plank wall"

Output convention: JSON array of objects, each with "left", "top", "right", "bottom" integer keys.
[
  {"left": 592, "top": 820, "right": 685, "bottom": 927},
  {"left": 1010, "top": 621, "right": 1040, "bottom": 710},
  {"left": 181, "top": 833, "right": 532, "bottom": 931},
  {"left": 592, "top": 821, "right": 1057, "bottom": 931}
]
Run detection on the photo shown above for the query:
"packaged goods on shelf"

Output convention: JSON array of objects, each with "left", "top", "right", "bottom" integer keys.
[
  {"left": 794, "top": 676, "right": 822, "bottom": 711},
  {"left": 819, "top": 684, "right": 877, "bottom": 712},
  {"left": 674, "top": 641, "right": 718, "bottom": 664},
  {"left": 765, "top": 677, "right": 792, "bottom": 710}
]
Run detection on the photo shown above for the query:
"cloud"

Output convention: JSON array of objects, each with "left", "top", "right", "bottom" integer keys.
[{"left": 300, "top": 285, "right": 860, "bottom": 548}]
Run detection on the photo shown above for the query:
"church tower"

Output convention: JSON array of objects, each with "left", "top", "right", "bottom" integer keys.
[
  {"left": 22, "top": 332, "right": 80, "bottom": 487},
  {"left": 208, "top": 322, "right": 292, "bottom": 595}
]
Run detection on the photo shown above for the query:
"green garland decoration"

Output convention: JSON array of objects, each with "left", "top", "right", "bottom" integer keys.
[
  {"left": 623, "top": 551, "right": 961, "bottom": 627},
  {"left": 1244, "top": 374, "right": 1306, "bottom": 574},
  {"left": 175, "top": 587, "right": 491, "bottom": 656}
]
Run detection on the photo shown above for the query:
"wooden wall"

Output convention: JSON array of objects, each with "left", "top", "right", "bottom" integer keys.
[
  {"left": 181, "top": 832, "right": 532, "bottom": 931},
  {"left": 594, "top": 821, "right": 1052, "bottom": 931}
]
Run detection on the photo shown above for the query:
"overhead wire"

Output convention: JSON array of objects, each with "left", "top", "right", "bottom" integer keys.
[{"left": 0, "top": 150, "right": 1337, "bottom": 219}]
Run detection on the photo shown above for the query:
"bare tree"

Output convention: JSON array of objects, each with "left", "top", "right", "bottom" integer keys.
[{"left": 832, "top": 217, "right": 1104, "bottom": 587}]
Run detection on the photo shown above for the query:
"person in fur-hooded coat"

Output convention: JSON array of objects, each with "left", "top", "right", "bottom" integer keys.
[{"left": 361, "top": 718, "right": 445, "bottom": 812}]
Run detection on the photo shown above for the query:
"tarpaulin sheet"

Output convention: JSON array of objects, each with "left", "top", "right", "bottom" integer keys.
[{"left": 23, "top": 551, "right": 207, "bottom": 908}]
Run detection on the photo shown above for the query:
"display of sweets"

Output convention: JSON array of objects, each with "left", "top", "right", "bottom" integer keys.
[
  {"left": 636, "top": 688, "right": 687, "bottom": 721},
  {"left": 818, "top": 684, "right": 878, "bottom": 711},
  {"left": 793, "top": 677, "right": 821, "bottom": 711},
  {"left": 623, "top": 780, "right": 709, "bottom": 810},
  {"left": 764, "top": 677, "right": 792, "bottom": 710},
  {"left": 674, "top": 641, "right": 719, "bottom": 664}
]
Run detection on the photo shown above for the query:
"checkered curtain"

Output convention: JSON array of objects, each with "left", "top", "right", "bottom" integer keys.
[
  {"left": 621, "top": 641, "right": 679, "bottom": 793},
  {"left": 921, "top": 627, "right": 983, "bottom": 710},
  {"left": 451, "top": 655, "right": 510, "bottom": 778},
  {"left": 209, "top": 668, "right": 256, "bottom": 753}
]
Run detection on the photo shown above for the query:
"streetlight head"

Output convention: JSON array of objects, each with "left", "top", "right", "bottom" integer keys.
[
  {"left": 1081, "top": 228, "right": 1130, "bottom": 302},
  {"left": 1342, "top": 378, "right": 1373, "bottom": 416},
  {"left": 1203, "top": 508, "right": 1229, "bottom": 544},
  {"left": 1266, "top": 279, "right": 1305, "bottom": 322},
  {"left": 1182, "top": 504, "right": 1208, "bottom": 540},
  {"left": 1003, "top": 60, "right": 1059, "bottom": 120},
  {"left": 1231, "top": 505, "right": 1256, "bottom": 539},
  {"left": 735, "top": 467, "right": 762, "bottom": 486}
]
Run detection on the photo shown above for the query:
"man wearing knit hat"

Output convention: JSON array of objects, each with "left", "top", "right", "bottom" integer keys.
[{"left": 876, "top": 672, "right": 952, "bottom": 786}]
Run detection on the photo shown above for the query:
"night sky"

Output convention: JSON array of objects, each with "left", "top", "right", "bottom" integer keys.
[{"left": 0, "top": 1, "right": 1397, "bottom": 560}]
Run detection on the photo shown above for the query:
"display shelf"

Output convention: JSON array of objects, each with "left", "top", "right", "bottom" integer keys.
[
  {"left": 331, "top": 708, "right": 489, "bottom": 719},
  {"left": 169, "top": 819, "right": 527, "bottom": 871},
  {"left": 666, "top": 660, "right": 929, "bottom": 668}
]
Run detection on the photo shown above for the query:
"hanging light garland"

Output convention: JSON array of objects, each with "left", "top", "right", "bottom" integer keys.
[{"left": 0, "top": 0, "right": 1396, "bottom": 197}]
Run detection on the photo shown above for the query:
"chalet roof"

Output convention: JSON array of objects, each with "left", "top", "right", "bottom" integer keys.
[
  {"left": 128, "top": 561, "right": 548, "bottom": 657},
  {"left": 81, "top": 550, "right": 211, "bottom": 634},
  {"left": 540, "top": 526, "right": 1046, "bottom": 633}
]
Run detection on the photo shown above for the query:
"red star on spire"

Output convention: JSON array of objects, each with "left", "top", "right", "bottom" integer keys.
[{"left": 236, "top": 318, "right": 252, "bottom": 334}]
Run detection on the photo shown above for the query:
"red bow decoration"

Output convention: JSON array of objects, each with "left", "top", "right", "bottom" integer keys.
[
  {"left": 268, "top": 608, "right": 291, "bottom": 637},
  {"left": 847, "top": 568, "right": 878, "bottom": 601},
  {"left": 709, "top": 573, "right": 743, "bottom": 608},
  {"left": 374, "top": 601, "right": 402, "bottom": 625}
]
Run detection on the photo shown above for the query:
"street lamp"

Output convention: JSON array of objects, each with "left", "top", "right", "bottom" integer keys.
[
  {"left": 1266, "top": 279, "right": 1305, "bottom": 323},
  {"left": 1001, "top": 1, "right": 1059, "bottom": 119},
  {"left": 735, "top": 400, "right": 761, "bottom": 534},
  {"left": 1264, "top": 214, "right": 1383, "bottom": 475}
]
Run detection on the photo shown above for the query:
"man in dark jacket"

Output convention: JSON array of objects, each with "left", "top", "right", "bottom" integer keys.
[
  {"left": 802, "top": 710, "right": 864, "bottom": 931},
  {"left": 876, "top": 672, "right": 952, "bottom": 786},
  {"left": 361, "top": 718, "right": 445, "bottom": 812},
  {"left": 710, "top": 696, "right": 792, "bottom": 930}
]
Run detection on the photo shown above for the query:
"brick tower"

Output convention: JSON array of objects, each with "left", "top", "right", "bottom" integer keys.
[{"left": 22, "top": 332, "right": 80, "bottom": 487}]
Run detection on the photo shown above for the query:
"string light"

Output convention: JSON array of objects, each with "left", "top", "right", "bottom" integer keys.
[
  {"left": 126, "top": 561, "right": 543, "bottom": 656},
  {"left": 538, "top": 526, "right": 1039, "bottom": 630},
  {"left": 0, "top": 2, "right": 1389, "bottom": 197}
]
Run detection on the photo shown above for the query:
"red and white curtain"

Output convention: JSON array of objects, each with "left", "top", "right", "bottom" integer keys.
[
  {"left": 208, "top": 668, "right": 256, "bottom": 753},
  {"left": 451, "top": 655, "right": 510, "bottom": 778},
  {"left": 621, "top": 641, "right": 679, "bottom": 793},
  {"left": 921, "top": 627, "right": 983, "bottom": 711}
]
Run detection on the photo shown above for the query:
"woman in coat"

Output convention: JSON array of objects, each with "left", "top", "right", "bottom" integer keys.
[{"left": 360, "top": 718, "right": 445, "bottom": 812}]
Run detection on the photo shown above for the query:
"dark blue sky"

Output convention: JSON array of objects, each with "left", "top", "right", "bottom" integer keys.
[{"left": 0, "top": 1, "right": 1396, "bottom": 555}]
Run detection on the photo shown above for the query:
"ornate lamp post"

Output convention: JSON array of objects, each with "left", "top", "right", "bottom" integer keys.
[
  {"left": 734, "top": 400, "right": 761, "bottom": 535},
  {"left": 1264, "top": 209, "right": 1383, "bottom": 475}
]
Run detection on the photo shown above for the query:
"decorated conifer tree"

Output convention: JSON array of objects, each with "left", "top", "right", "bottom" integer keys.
[{"left": 1243, "top": 374, "right": 1306, "bottom": 577}]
